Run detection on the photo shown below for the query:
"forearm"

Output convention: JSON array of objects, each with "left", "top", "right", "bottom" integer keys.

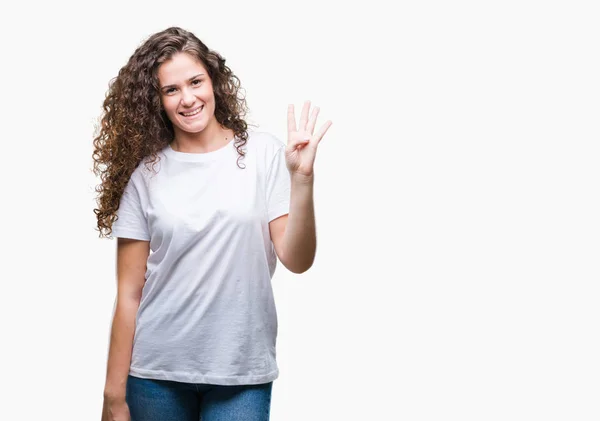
[
  {"left": 281, "top": 174, "right": 316, "bottom": 273},
  {"left": 103, "top": 298, "right": 140, "bottom": 399}
]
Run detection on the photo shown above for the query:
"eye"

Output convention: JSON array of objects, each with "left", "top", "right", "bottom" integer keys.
[
  {"left": 192, "top": 79, "right": 202, "bottom": 86},
  {"left": 165, "top": 87, "right": 177, "bottom": 94}
]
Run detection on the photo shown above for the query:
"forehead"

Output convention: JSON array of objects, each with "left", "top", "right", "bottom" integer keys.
[{"left": 157, "top": 52, "right": 207, "bottom": 83}]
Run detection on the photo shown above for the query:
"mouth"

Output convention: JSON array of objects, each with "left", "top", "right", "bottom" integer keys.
[{"left": 180, "top": 105, "right": 204, "bottom": 118}]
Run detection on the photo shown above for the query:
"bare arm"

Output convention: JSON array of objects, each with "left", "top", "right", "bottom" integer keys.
[
  {"left": 269, "top": 174, "right": 316, "bottom": 274},
  {"left": 103, "top": 238, "right": 150, "bottom": 400},
  {"left": 269, "top": 101, "right": 331, "bottom": 274}
]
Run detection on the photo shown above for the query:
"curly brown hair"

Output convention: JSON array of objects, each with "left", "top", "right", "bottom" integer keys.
[{"left": 92, "top": 27, "right": 251, "bottom": 238}]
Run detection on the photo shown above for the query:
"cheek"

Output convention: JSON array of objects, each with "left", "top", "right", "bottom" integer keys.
[
  {"left": 202, "top": 85, "right": 215, "bottom": 101},
  {"left": 163, "top": 98, "right": 179, "bottom": 114}
]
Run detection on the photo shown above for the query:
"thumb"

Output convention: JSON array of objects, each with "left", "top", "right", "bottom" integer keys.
[{"left": 287, "top": 134, "right": 311, "bottom": 151}]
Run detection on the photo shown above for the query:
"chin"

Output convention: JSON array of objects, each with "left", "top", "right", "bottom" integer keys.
[{"left": 177, "top": 121, "right": 207, "bottom": 133}]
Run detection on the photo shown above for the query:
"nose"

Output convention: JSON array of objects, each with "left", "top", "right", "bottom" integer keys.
[{"left": 180, "top": 87, "right": 196, "bottom": 107}]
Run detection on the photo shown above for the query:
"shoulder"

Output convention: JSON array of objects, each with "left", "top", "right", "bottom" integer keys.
[
  {"left": 128, "top": 155, "right": 162, "bottom": 189},
  {"left": 246, "top": 131, "right": 286, "bottom": 167},
  {"left": 247, "top": 130, "right": 286, "bottom": 152}
]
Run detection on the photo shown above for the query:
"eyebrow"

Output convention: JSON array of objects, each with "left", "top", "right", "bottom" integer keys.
[{"left": 160, "top": 74, "right": 205, "bottom": 90}]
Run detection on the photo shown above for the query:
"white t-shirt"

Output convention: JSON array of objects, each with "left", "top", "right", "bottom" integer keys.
[{"left": 111, "top": 131, "right": 291, "bottom": 385}]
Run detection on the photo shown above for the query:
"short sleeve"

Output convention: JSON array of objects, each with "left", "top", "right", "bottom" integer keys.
[
  {"left": 266, "top": 144, "right": 291, "bottom": 222},
  {"left": 111, "top": 172, "right": 151, "bottom": 241}
]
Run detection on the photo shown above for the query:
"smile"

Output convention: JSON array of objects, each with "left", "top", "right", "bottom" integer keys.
[{"left": 180, "top": 105, "right": 204, "bottom": 117}]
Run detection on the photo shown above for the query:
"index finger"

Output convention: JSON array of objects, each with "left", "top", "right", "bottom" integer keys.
[{"left": 287, "top": 104, "right": 297, "bottom": 133}]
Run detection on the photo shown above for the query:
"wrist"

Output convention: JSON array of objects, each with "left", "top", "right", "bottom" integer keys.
[
  {"left": 290, "top": 172, "right": 314, "bottom": 185},
  {"left": 103, "top": 385, "right": 126, "bottom": 401}
]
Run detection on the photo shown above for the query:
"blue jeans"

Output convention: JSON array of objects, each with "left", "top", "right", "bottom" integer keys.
[{"left": 126, "top": 374, "right": 272, "bottom": 421}]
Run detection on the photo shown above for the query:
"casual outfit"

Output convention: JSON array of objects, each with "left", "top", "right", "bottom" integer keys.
[{"left": 111, "top": 131, "right": 290, "bottom": 419}]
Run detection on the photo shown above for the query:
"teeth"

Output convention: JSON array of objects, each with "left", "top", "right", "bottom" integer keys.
[{"left": 182, "top": 106, "right": 203, "bottom": 117}]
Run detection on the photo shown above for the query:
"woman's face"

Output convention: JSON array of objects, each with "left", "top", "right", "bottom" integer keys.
[{"left": 157, "top": 52, "right": 216, "bottom": 135}]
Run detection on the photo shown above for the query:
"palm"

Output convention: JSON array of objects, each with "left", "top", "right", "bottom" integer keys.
[{"left": 285, "top": 101, "right": 332, "bottom": 178}]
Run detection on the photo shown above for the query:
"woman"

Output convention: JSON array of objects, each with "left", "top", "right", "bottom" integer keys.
[{"left": 93, "top": 26, "right": 332, "bottom": 420}]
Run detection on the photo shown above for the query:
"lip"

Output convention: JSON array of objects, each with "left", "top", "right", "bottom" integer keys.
[{"left": 179, "top": 105, "right": 204, "bottom": 118}]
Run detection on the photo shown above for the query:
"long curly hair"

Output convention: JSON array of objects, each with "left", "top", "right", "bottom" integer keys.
[{"left": 92, "top": 27, "right": 251, "bottom": 238}]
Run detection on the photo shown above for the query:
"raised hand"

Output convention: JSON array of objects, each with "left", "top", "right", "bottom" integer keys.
[{"left": 285, "top": 100, "right": 332, "bottom": 179}]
